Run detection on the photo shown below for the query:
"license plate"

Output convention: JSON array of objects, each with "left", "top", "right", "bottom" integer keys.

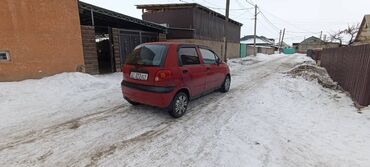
[{"left": 130, "top": 72, "right": 148, "bottom": 80}]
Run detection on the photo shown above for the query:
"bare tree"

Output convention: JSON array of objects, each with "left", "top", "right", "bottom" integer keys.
[
  {"left": 330, "top": 30, "right": 345, "bottom": 46},
  {"left": 344, "top": 23, "right": 360, "bottom": 45},
  {"left": 330, "top": 23, "right": 360, "bottom": 46}
]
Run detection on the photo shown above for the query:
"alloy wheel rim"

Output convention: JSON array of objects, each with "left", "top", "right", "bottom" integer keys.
[
  {"left": 225, "top": 77, "right": 230, "bottom": 90},
  {"left": 175, "top": 95, "right": 188, "bottom": 115}
]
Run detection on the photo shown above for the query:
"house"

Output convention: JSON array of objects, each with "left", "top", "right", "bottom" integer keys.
[
  {"left": 240, "top": 35, "right": 275, "bottom": 46},
  {"left": 240, "top": 35, "right": 276, "bottom": 56},
  {"left": 136, "top": 3, "right": 243, "bottom": 59},
  {"left": 0, "top": 0, "right": 166, "bottom": 81},
  {"left": 353, "top": 14, "right": 370, "bottom": 45},
  {"left": 292, "top": 43, "right": 300, "bottom": 50},
  {"left": 297, "top": 36, "right": 340, "bottom": 53}
]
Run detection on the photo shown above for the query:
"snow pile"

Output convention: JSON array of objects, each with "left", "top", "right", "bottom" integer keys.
[
  {"left": 254, "top": 53, "right": 285, "bottom": 61},
  {"left": 0, "top": 72, "right": 123, "bottom": 139},
  {"left": 287, "top": 64, "right": 339, "bottom": 89},
  {"left": 1, "top": 73, "right": 108, "bottom": 100},
  {"left": 228, "top": 74, "right": 370, "bottom": 166},
  {"left": 228, "top": 53, "right": 285, "bottom": 67},
  {"left": 288, "top": 53, "right": 316, "bottom": 65}
]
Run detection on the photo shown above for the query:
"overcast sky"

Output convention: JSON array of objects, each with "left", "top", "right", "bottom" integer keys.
[{"left": 81, "top": 0, "right": 369, "bottom": 45}]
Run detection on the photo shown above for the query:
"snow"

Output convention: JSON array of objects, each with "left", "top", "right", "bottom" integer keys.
[
  {"left": 1, "top": 53, "right": 370, "bottom": 166},
  {"left": 0, "top": 72, "right": 123, "bottom": 146},
  {"left": 241, "top": 38, "right": 273, "bottom": 45}
]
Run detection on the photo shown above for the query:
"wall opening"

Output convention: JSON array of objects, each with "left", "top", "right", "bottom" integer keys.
[
  {"left": 95, "top": 26, "right": 115, "bottom": 74},
  {"left": 0, "top": 51, "right": 10, "bottom": 62}
]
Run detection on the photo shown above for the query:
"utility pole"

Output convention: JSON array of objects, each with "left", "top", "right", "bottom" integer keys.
[
  {"left": 319, "top": 31, "right": 324, "bottom": 46},
  {"left": 253, "top": 4, "right": 258, "bottom": 56},
  {"left": 279, "top": 28, "right": 285, "bottom": 53},
  {"left": 223, "top": 0, "right": 230, "bottom": 62},
  {"left": 278, "top": 30, "right": 282, "bottom": 52}
]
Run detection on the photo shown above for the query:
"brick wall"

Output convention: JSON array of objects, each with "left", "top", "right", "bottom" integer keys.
[
  {"left": 81, "top": 26, "right": 99, "bottom": 74},
  {"left": 0, "top": 0, "right": 84, "bottom": 81},
  {"left": 112, "top": 28, "right": 121, "bottom": 72}
]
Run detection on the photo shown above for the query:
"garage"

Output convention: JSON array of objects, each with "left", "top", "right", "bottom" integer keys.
[{"left": 78, "top": 2, "right": 167, "bottom": 74}]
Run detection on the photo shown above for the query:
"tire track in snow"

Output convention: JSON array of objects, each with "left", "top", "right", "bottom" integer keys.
[
  {"left": 0, "top": 55, "right": 301, "bottom": 166},
  {"left": 0, "top": 104, "right": 128, "bottom": 152},
  {"left": 84, "top": 56, "right": 300, "bottom": 166}
]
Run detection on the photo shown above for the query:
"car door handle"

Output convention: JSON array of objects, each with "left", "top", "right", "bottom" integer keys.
[
  {"left": 206, "top": 67, "right": 210, "bottom": 70},
  {"left": 183, "top": 70, "right": 189, "bottom": 74}
]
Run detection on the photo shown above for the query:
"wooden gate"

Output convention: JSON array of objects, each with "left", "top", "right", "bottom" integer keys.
[{"left": 119, "top": 30, "right": 159, "bottom": 66}]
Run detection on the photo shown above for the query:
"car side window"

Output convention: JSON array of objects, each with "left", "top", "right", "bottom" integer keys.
[
  {"left": 178, "top": 47, "right": 200, "bottom": 66},
  {"left": 200, "top": 48, "right": 217, "bottom": 64}
]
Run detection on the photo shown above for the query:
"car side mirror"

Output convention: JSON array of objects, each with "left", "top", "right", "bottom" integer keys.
[{"left": 216, "top": 58, "right": 221, "bottom": 65}]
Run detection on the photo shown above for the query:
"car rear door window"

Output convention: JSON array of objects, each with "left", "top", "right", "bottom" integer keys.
[
  {"left": 200, "top": 48, "right": 217, "bottom": 64},
  {"left": 125, "top": 44, "right": 167, "bottom": 66},
  {"left": 179, "top": 47, "right": 200, "bottom": 65}
]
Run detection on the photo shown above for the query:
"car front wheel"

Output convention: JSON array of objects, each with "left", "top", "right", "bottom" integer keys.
[
  {"left": 220, "top": 75, "right": 231, "bottom": 93},
  {"left": 168, "top": 92, "right": 189, "bottom": 118}
]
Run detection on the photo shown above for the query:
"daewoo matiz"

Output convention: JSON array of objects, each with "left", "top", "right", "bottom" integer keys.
[{"left": 121, "top": 42, "right": 231, "bottom": 118}]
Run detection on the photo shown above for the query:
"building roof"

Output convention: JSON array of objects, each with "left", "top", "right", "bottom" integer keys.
[
  {"left": 240, "top": 35, "right": 274, "bottom": 45},
  {"left": 354, "top": 14, "right": 370, "bottom": 42},
  {"left": 300, "top": 36, "right": 324, "bottom": 44},
  {"left": 136, "top": 3, "right": 243, "bottom": 26},
  {"left": 79, "top": 1, "right": 166, "bottom": 32}
]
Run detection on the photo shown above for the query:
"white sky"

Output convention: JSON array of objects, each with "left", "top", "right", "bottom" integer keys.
[{"left": 81, "top": 0, "right": 370, "bottom": 45}]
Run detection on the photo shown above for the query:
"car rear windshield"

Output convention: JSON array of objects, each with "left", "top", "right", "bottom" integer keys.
[{"left": 125, "top": 44, "right": 167, "bottom": 66}]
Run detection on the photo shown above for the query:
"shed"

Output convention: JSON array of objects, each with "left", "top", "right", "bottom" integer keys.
[
  {"left": 137, "top": 3, "right": 242, "bottom": 59},
  {"left": 79, "top": 1, "right": 167, "bottom": 74}
]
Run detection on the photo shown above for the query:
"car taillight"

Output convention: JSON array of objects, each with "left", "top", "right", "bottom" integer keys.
[{"left": 155, "top": 70, "right": 172, "bottom": 82}]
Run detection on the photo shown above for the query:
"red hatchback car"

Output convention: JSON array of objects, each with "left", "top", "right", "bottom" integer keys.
[{"left": 121, "top": 42, "right": 231, "bottom": 118}]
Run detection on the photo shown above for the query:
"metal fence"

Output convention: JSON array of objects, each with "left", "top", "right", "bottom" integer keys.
[
  {"left": 307, "top": 49, "right": 321, "bottom": 62},
  {"left": 321, "top": 44, "right": 370, "bottom": 106}
]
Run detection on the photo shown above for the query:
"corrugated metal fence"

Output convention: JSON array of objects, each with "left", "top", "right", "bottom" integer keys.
[{"left": 321, "top": 44, "right": 370, "bottom": 106}]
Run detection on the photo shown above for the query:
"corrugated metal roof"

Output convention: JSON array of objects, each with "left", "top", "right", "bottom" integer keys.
[
  {"left": 136, "top": 3, "right": 243, "bottom": 26},
  {"left": 79, "top": 1, "right": 166, "bottom": 31}
]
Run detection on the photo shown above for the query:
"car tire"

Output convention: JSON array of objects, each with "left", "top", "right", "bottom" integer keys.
[
  {"left": 125, "top": 97, "right": 140, "bottom": 106},
  {"left": 220, "top": 75, "right": 231, "bottom": 93},
  {"left": 168, "top": 92, "right": 189, "bottom": 118}
]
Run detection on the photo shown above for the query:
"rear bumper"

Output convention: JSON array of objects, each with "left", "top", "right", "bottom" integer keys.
[{"left": 121, "top": 81, "right": 175, "bottom": 108}]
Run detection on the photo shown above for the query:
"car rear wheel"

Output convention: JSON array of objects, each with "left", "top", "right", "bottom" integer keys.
[
  {"left": 220, "top": 75, "right": 231, "bottom": 93},
  {"left": 168, "top": 92, "right": 189, "bottom": 118}
]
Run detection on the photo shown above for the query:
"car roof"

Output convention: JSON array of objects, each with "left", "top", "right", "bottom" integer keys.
[{"left": 143, "top": 42, "right": 211, "bottom": 49}]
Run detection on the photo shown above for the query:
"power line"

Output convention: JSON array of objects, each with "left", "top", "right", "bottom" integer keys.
[
  {"left": 233, "top": 10, "right": 254, "bottom": 20},
  {"left": 257, "top": 7, "right": 317, "bottom": 33},
  {"left": 244, "top": 0, "right": 256, "bottom": 6},
  {"left": 208, "top": 7, "right": 254, "bottom": 11},
  {"left": 259, "top": 11, "right": 280, "bottom": 32},
  {"left": 286, "top": 31, "right": 321, "bottom": 34},
  {"left": 192, "top": 0, "right": 254, "bottom": 11},
  {"left": 259, "top": 18, "right": 280, "bottom": 33}
]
